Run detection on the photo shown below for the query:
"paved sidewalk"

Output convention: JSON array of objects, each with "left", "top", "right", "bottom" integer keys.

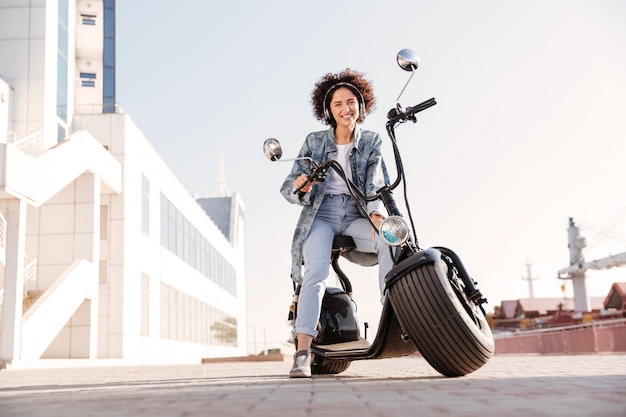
[{"left": 0, "top": 354, "right": 624, "bottom": 417}]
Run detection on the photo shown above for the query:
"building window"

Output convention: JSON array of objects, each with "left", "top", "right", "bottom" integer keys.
[
  {"left": 56, "top": 0, "right": 69, "bottom": 134},
  {"left": 81, "top": 14, "right": 97, "bottom": 25},
  {"left": 160, "top": 194, "right": 237, "bottom": 295},
  {"left": 142, "top": 174, "right": 150, "bottom": 235},
  {"left": 141, "top": 274, "right": 149, "bottom": 337},
  {"left": 80, "top": 72, "right": 96, "bottom": 88},
  {"left": 57, "top": 123, "right": 66, "bottom": 142},
  {"left": 103, "top": 0, "right": 116, "bottom": 113},
  {"left": 99, "top": 260, "right": 108, "bottom": 286},
  {"left": 160, "top": 283, "right": 237, "bottom": 346},
  {"left": 100, "top": 204, "right": 109, "bottom": 240}
]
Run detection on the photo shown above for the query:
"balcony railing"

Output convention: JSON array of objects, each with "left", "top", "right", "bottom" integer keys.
[
  {"left": 0, "top": 210, "right": 6, "bottom": 253},
  {"left": 74, "top": 102, "right": 123, "bottom": 115},
  {"left": 6, "top": 131, "right": 44, "bottom": 155}
]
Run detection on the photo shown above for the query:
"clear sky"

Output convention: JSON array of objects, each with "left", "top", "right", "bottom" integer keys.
[{"left": 115, "top": 1, "right": 626, "bottom": 352}]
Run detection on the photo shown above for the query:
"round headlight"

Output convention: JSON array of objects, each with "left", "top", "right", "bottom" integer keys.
[{"left": 379, "top": 216, "right": 410, "bottom": 246}]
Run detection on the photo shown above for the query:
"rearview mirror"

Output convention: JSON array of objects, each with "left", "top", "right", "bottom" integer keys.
[
  {"left": 397, "top": 49, "right": 420, "bottom": 72},
  {"left": 263, "top": 138, "right": 282, "bottom": 161}
]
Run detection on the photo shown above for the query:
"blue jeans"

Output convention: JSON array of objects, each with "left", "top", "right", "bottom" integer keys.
[{"left": 295, "top": 194, "right": 393, "bottom": 338}]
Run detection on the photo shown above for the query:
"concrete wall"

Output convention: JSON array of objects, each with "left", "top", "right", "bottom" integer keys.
[{"left": 494, "top": 320, "right": 626, "bottom": 354}]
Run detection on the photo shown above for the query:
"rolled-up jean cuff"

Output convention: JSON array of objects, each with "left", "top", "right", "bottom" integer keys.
[{"left": 294, "top": 327, "right": 318, "bottom": 337}]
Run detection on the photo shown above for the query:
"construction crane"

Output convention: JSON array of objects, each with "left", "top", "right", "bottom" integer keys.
[{"left": 558, "top": 217, "right": 626, "bottom": 312}]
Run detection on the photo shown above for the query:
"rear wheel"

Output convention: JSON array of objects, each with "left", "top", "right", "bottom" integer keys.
[
  {"left": 389, "top": 251, "right": 494, "bottom": 377},
  {"left": 311, "top": 356, "right": 352, "bottom": 375},
  {"left": 294, "top": 339, "right": 352, "bottom": 375}
]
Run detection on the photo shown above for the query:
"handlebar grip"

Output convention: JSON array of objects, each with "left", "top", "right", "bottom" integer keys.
[
  {"left": 406, "top": 98, "right": 437, "bottom": 116},
  {"left": 387, "top": 97, "right": 437, "bottom": 122}
]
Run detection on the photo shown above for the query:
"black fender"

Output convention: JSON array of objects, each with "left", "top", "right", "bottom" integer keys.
[{"left": 384, "top": 247, "right": 441, "bottom": 290}]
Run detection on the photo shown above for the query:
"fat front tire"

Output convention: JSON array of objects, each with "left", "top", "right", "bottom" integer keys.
[{"left": 389, "top": 257, "right": 494, "bottom": 377}]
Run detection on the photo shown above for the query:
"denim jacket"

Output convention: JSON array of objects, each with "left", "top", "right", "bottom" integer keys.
[{"left": 280, "top": 127, "right": 390, "bottom": 283}]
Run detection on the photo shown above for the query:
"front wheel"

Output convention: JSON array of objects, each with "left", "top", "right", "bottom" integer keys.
[{"left": 388, "top": 250, "right": 494, "bottom": 377}]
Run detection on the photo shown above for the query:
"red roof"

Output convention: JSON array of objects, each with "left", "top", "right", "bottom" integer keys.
[
  {"left": 603, "top": 282, "right": 626, "bottom": 309},
  {"left": 518, "top": 298, "right": 569, "bottom": 315},
  {"left": 499, "top": 300, "right": 519, "bottom": 319},
  {"left": 498, "top": 297, "right": 605, "bottom": 318}
]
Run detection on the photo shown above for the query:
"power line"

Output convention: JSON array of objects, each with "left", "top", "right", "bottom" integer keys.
[{"left": 577, "top": 206, "right": 626, "bottom": 251}]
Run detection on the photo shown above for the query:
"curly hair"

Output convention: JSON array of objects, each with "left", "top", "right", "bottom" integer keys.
[{"left": 311, "top": 68, "right": 376, "bottom": 126}]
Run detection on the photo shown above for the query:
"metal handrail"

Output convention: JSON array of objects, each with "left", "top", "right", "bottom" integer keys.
[
  {"left": 0, "top": 211, "right": 38, "bottom": 286},
  {"left": 74, "top": 102, "right": 123, "bottom": 114},
  {"left": 24, "top": 256, "right": 37, "bottom": 284},
  {"left": 6, "top": 131, "right": 44, "bottom": 155},
  {"left": 0, "top": 211, "right": 6, "bottom": 250},
  {"left": 494, "top": 317, "right": 626, "bottom": 339}
]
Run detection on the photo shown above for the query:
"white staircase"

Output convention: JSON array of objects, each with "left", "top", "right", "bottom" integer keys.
[
  {"left": 0, "top": 130, "right": 121, "bottom": 363},
  {"left": 21, "top": 259, "right": 96, "bottom": 360}
]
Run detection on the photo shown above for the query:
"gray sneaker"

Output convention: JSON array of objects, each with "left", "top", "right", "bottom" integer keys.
[{"left": 289, "top": 349, "right": 312, "bottom": 378}]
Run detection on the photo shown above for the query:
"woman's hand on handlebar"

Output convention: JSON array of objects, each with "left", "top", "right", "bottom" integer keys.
[
  {"left": 370, "top": 213, "right": 385, "bottom": 239},
  {"left": 294, "top": 174, "right": 314, "bottom": 193}
]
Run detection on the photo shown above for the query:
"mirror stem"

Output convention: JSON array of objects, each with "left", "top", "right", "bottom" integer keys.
[{"left": 395, "top": 70, "right": 417, "bottom": 107}]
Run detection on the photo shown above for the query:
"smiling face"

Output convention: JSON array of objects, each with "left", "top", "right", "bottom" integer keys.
[{"left": 328, "top": 87, "right": 360, "bottom": 129}]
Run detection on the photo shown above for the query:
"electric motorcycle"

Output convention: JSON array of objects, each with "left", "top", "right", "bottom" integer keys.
[{"left": 263, "top": 49, "right": 494, "bottom": 377}]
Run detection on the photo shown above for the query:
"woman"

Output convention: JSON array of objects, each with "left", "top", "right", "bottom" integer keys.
[{"left": 280, "top": 68, "right": 393, "bottom": 378}]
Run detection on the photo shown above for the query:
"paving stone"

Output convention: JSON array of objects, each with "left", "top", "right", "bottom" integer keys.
[{"left": 0, "top": 355, "right": 624, "bottom": 416}]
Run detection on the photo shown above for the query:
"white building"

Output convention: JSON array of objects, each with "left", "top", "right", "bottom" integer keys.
[{"left": 0, "top": 0, "right": 247, "bottom": 369}]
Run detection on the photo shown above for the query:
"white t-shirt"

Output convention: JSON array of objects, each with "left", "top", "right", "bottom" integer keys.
[{"left": 324, "top": 143, "right": 353, "bottom": 195}]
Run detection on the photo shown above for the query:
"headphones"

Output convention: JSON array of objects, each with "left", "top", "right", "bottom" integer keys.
[{"left": 323, "top": 82, "right": 365, "bottom": 124}]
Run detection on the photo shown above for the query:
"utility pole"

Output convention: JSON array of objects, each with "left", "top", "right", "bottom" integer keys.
[{"left": 522, "top": 261, "right": 539, "bottom": 298}]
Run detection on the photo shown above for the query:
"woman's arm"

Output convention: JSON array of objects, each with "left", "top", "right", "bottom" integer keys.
[{"left": 280, "top": 134, "right": 315, "bottom": 206}]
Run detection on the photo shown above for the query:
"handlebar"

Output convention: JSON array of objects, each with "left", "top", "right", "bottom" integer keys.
[
  {"left": 293, "top": 162, "right": 328, "bottom": 194},
  {"left": 386, "top": 98, "right": 437, "bottom": 125},
  {"left": 385, "top": 97, "right": 437, "bottom": 192}
]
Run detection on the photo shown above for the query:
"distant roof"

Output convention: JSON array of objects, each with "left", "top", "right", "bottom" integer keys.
[
  {"left": 518, "top": 298, "right": 575, "bottom": 314},
  {"left": 500, "top": 300, "right": 518, "bottom": 319},
  {"left": 604, "top": 282, "right": 626, "bottom": 309},
  {"left": 197, "top": 197, "right": 232, "bottom": 240},
  {"left": 498, "top": 296, "right": 606, "bottom": 318}
]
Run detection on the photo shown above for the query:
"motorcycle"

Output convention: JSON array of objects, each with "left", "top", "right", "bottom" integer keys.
[{"left": 263, "top": 49, "right": 494, "bottom": 377}]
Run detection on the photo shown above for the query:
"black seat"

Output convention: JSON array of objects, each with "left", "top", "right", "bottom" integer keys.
[{"left": 332, "top": 235, "right": 356, "bottom": 251}]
